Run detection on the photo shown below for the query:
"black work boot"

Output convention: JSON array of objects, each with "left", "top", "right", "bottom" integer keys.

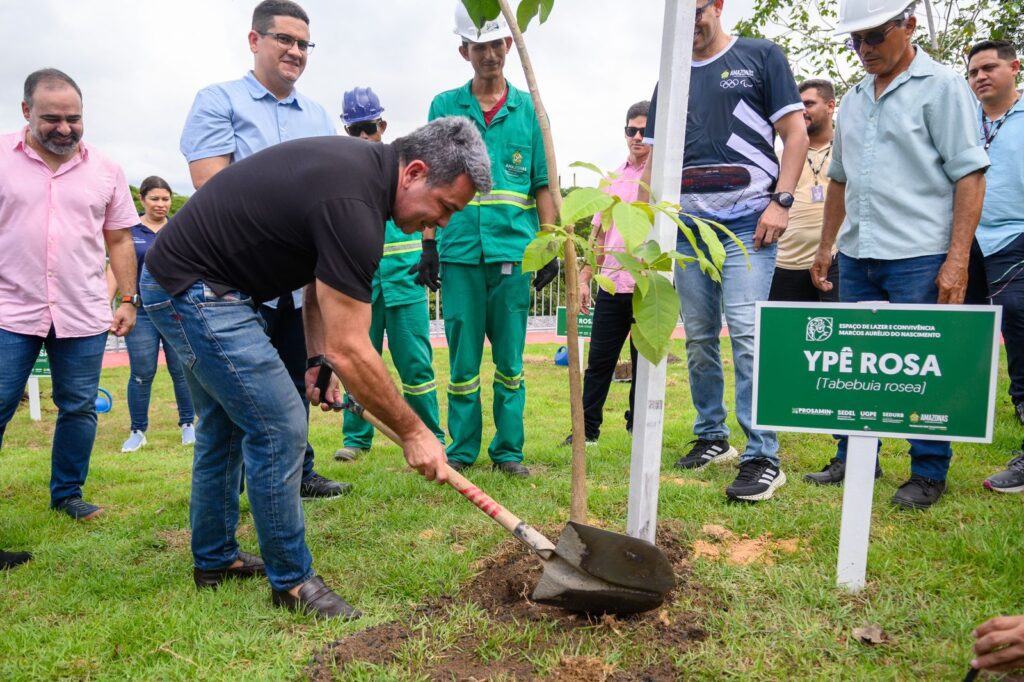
[
  {"left": 891, "top": 474, "right": 947, "bottom": 510},
  {"left": 803, "top": 457, "right": 882, "bottom": 485}
]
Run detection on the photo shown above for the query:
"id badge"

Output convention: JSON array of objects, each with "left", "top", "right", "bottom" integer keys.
[
  {"left": 810, "top": 185, "right": 825, "bottom": 203},
  {"left": 501, "top": 262, "right": 513, "bottom": 275}
]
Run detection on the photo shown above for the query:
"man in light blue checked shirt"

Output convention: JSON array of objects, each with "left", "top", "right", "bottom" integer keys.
[{"left": 807, "top": 0, "right": 989, "bottom": 510}]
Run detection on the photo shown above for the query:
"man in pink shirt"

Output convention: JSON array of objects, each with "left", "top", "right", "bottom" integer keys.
[
  {"left": 564, "top": 101, "right": 650, "bottom": 446},
  {"left": 0, "top": 69, "right": 140, "bottom": 535}
]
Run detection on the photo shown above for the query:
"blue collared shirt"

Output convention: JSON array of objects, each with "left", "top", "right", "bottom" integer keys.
[
  {"left": 976, "top": 97, "right": 1024, "bottom": 257},
  {"left": 180, "top": 71, "right": 336, "bottom": 308},
  {"left": 828, "top": 48, "right": 990, "bottom": 260}
]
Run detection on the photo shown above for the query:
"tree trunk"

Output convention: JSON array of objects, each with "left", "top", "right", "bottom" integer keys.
[{"left": 497, "top": 0, "right": 588, "bottom": 523}]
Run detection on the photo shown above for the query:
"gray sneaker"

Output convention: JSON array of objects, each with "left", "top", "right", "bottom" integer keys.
[
  {"left": 983, "top": 452, "right": 1024, "bottom": 494},
  {"left": 333, "top": 446, "right": 369, "bottom": 462},
  {"left": 121, "top": 430, "right": 147, "bottom": 453}
]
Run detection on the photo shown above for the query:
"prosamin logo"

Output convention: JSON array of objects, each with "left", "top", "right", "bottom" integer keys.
[{"left": 806, "top": 317, "right": 833, "bottom": 342}]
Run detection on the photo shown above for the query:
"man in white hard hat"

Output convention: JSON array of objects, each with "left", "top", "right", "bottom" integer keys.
[
  {"left": 415, "top": 5, "right": 557, "bottom": 477},
  {"left": 808, "top": 0, "right": 989, "bottom": 509}
]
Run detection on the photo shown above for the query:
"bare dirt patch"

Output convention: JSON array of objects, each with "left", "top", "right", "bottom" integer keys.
[
  {"left": 308, "top": 524, "right": 710, "bottom": 681},
  {"left": 691, "top": 524, "right": 801, "bottom": 566}
]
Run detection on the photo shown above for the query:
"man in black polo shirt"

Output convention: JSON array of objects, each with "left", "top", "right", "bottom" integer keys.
[{"left": 141, "top": 116, "right": 491, "bottom": 619}]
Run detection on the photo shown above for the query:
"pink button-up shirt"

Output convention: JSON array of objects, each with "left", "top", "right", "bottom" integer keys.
[
  {"left": 0, "top": 129, "right": 138, "bottom": 338},
  {"left": 591, "top": 158, "right": 646, "bottom": 295}
]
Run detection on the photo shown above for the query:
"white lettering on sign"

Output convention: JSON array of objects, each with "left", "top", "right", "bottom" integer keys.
[{"left": 805, "top": 349, "right": 941, "bottom": 377}]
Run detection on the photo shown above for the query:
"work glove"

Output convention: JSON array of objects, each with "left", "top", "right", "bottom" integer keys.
[
  {"left": 408, "top": 239, "right": 440, "bottom": 291},
  {"left": 533, "top": 258, "right": 559, "bottom": 291}
]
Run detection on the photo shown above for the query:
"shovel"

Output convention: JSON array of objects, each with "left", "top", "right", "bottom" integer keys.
[{"left": 315, "top": 365, "right": 675, "bottom": 615}]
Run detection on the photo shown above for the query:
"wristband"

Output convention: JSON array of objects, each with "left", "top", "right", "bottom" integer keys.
[{"left": 306, "top": 354, "right": 326, "bottom": 370}]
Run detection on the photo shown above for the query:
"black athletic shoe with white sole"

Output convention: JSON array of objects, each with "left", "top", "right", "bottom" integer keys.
[
  {"left": 726, "top": 459, "right": 786, "bottom": 502},
  {"left": 673, "top": 438, "right": 739, "bottom": 470}
]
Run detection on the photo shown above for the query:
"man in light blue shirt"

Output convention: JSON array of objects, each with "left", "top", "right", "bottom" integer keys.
[
  {"left": 968, "top": 39, "right": 1024, "bottom": 494},
  {"left": 808, "top": 0, "right": 989, "bottom": 510},
  {"left": 180, "top": 0, "right": 346, "bottom": 502}
]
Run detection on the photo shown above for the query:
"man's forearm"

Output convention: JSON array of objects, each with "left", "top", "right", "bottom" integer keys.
[
  {"left": 775, "top": 115, "right": 809, "bottom": 194},
  {"left": 948, "top": 171, "right": 986, "bottom": 262},
  {"left": 819, "top": 180, "right": 847, "bottom": 250},
  {"left": 536, "top": 186, "right": 557, "bottom": 228},
  {"left": 106, "top": 235, "right": 137, "bottom": 296},
  {"left": 302, "top": 282, "right": 326, "bottom": 358}
]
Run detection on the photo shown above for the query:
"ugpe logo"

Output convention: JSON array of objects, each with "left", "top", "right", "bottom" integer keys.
[{"left": 806, "top": 317, "right": 833, "bottom": 342}]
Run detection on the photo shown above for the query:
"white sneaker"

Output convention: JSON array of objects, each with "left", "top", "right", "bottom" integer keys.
[
  {"left": 181, "top": 423, "right": 196, "bottom": 446},
  {"left": 121, "top": 430, "right": 147, "bottom": 453}
]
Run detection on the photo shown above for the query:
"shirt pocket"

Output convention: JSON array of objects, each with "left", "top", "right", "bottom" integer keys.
[{"left": 501, "top": 141, "right": 532, "bottom": 189}]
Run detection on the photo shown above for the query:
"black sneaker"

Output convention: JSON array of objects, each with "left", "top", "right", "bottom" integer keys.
[
  {"left": 300, "top": 474, "right": 353, "bottom": 499},
  {"left": 803, "top": 457, "right": 883, "bottom": 486},
  {"left": 0, "top": 549, "right": 32, "bottom": 570},
  {"left": 726, "top": 459, "right": 787, "bottom": 502},
  {"left": 492, "top": 461, "right": 530, "bottom": 477},
  {"left": 983, "top": 452, "right": 1024, "bottom": 494},
  {"left": 1015, "top": 402, "right": 1024, "bottom": 427},
  {"left": 674, "top": 438, "right": 738, "bottom": 470},
  {"left": 561, "top": 433, "right": 598, "bottom": 447},
  {"left": 891, "top": 474, "right": 946, "bottom": 510}
]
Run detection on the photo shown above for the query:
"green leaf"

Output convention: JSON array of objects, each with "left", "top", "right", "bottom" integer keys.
[
  {"left": 691, "top": 216, "right": 726, "bottom": 272},
  {"left": 631, "top": 274, "right": 679, "bottom": 363},
  {"left": 461, "top": 0, "right": 501, "bottom": 25},
  {"left": 611, "top": 202, "right": 653, "bottom": 253},
  {"left": 561, "top": 187, "right": 614, "bottom": 225},
  {"left": 539, "top": 0, "right": 555, "bottom": 23},
  {"left": 661, "top": 209, "right": 720, "bottom": 284},
  {"left": 632, "top": 271, "right": 649, "bottom": 297},
  {"left": 630, "top": 322, "right": 659, "bottom": 365},
  {"left": 516, "top": 0, "right": 540, "bottom": 31},
  {"left": 637, "top": 239, "right": 661, "bottom": 264},
  {"left": 522, "top": 232, "right": 561, "bottom": 273},
  {"left": 594, "top": 274, "right": 616, "bottom": 295},
  {"left": 569, "top": 160, "right": 606, "bottom": 177}
]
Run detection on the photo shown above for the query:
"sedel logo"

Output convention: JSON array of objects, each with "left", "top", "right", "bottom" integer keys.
[{"left": 806, "top": 317, "right": 833, "bottom": 342}]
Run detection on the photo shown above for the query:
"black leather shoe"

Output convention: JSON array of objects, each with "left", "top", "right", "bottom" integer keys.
[
  {"left": 892, "top": 475, "right": 947, "bottom": 510},
  {"left": 492, "top": 461, "right": 530, "bottom": 477},
  {"left": 803, "top": 457, "right": 882, "bottom": 485},
  {"left": 194, "top": 550, "right": 266, "bottom": 589},
  {"left": 300, "top": 473, "right": 352, "bottom": 499},
  {"left": 0, "top": 549, "right": 32, "bottom": 570},
  {"left": 272, "top": 575, "right": 361, "bottom": 620}
]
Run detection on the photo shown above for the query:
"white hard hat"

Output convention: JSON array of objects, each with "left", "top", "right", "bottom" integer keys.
[
  {"left": 835, "top": 0, "right": 916, "bottom": 35},
  {"left": 454, "top": 2, "right": 513, "bottom": 43}
]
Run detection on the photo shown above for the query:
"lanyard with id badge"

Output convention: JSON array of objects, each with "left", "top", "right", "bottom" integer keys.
[{"left": 808, "top": 145, "right": 832, "bottom": 203}]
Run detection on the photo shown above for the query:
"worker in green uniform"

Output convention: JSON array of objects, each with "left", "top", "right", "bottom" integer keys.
[
  {"left": 333, "top": 87, "right": 446, "bottom": 461},
  {"left": 411, "top": 6, "right": 558, "bottom": 477}
]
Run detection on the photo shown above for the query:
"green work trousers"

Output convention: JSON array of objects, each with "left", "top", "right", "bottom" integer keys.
[
  {"left": 342, "top": 298, "right": 444, "bottom": 449},
  {"left": 442, "top": 261, "right": 529, "bottom": 465}
]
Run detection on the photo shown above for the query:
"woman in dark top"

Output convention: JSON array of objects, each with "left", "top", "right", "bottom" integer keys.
[{"left": 107, "top": 176, "right": 195, "bottom": 452}]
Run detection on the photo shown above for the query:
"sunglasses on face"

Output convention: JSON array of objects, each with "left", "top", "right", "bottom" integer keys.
[
  {"left": 844, "top": 22, "right": 899, "bottom": 51},
  {"left": 346, "top": 120, "right": 381, "bottom": 137},
  {"left": 624, "top": 125, "right": 645, "bottom": 138},
  {"left": 258, "top": 31, "right": 315, "bottom": 53}
]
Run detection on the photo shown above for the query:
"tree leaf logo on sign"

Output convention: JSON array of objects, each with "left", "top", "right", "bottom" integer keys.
[{"left": 806, "top": 317, "right": 833, "bottom": 342}]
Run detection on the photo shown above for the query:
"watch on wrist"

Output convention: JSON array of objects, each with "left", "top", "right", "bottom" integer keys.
[
  {"left": 770, "top": 192, "right": 794, "bottom": 208},
  {"left": 120, "top": 294, "right": 141, "bottom": 307},
  {"left": 306, "top": 354, "right": 327, "bottom": 370}
]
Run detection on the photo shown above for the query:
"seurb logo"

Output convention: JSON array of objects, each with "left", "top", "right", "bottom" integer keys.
[{"left": 806, "top": 317, "right": 833, "bottom": 342}]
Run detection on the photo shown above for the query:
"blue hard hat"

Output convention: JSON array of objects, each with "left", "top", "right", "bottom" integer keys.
[{"left": 341, "top": 87, "right": 384, "bottom": 125}]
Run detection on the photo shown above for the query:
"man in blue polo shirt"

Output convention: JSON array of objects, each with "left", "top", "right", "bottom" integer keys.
[
  {"left": 179, "top": 0, "right": 346, "bottom": 500},
  {"left": 642, "top": 0, "right": 808, "bottom": 502},
  {"left": 967, "top": 39, "right": 1024, "bottom": 494}
]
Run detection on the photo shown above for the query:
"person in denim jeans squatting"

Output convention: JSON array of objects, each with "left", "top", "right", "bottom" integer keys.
[
  {"left": 0, "top": 69, "right": 141, "bottom": 550},
  {"left": 106, "top": 176, "right": 196, "bottom": 453},
  {"left": 141, "top": 117, "right": 490, "bottom": 619},
  {"left": 808, "top": 0, "right": 989, "bottom": 509}
]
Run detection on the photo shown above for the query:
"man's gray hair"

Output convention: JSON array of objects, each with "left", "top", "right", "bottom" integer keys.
[
  {"left": 24, "top": 68, "right": 82, "bottom": 108},
  {"left": 394, "top": 117, "right": 493, "bottom": 194}
]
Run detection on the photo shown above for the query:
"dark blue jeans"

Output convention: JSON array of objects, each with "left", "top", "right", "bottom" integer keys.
[
  {"left": 984, "top": 232, "right": 1024, "bottom": 404},
  {"left": 581, "top": 290, "right": 637, "bottom": 438},
  {"left": 835, "top": 253, "right": 952, "bottom": 480},
  {"left": 125, "top": 308, "right": 195, "bottom": 431},
  {"left": 0, "top": 326, "right": 107, "bottom": 505},
  {"left": 141, "top": 267, "right": 313, "bottom": 591}
]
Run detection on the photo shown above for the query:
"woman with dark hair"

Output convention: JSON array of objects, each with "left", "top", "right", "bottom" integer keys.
[{"left": 107, "top": 176, "right": 195, "bottom": 451}]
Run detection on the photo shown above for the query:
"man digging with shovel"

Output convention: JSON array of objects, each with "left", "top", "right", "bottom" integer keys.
[{"left": 141, "top": 117, "right": 490, "bottom": 619}]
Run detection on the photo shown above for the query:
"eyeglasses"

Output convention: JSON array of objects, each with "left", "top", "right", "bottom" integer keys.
[
  {"left": 844, "top": 22, "right": 899, "bottom": 51},
  {"left": 695, "top": 0, "right": 716, "bottom": 22},
  {"left": 345, "top": 120, "right": 382, "bottom": 137},
  {"left": 624, "top": 125, "right": 645, "bottom": 138},
  {"left": 258, "top": 31, "right": 315, "bottom": 53}
]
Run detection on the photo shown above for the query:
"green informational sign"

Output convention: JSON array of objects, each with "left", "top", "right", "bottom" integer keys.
[
  {"left": 31, "top": 348, "right": 50, "bottom": 378},
  {"left": 556, "top": 306, "right": 593, "bottom": 338},
  {"left": 753, "top": 303, "right": 1001, "bottom": 442}
]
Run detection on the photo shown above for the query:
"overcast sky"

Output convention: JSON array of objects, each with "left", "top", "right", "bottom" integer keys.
[{"left": 0, "top": 0, "right": 758, "bottom": 195}]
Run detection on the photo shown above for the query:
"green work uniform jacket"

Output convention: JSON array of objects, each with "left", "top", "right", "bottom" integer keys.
[{"left": 372, "top": 220, "right": 425, "bottom": 307}]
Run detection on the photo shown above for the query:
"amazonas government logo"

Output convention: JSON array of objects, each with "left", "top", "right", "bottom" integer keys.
[{"left": 806, "top": 317, "right": 833, "bottom": 342}]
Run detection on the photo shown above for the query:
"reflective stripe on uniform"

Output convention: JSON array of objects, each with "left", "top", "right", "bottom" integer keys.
[
  {"left": 466, "top": 189, "right": 536, "bottom": 210},
  {"left": 493, "top": 370, "right": 523, "bottom": 390},
  {"left": 382, "top": 241, "right": 423, "bottom": 257},
  {"left": 448, "top": 376, "right": 481, "bottom": 395},
  {"left": 403, "top": 379, "right": 437, "bottom": 396}
]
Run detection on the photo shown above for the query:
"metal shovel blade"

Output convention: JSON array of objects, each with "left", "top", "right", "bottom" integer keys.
[{"left": 531, "top": 522, "right": 676, "bottom": 616}]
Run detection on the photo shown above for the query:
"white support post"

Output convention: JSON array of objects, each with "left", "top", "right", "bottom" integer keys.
[
  {"left": 577, "top": 337, "right": 585, "bottom": 373},
  {"left": 836, "top": 435, "right": 879, "bottom": 591},
  {"left": 28, "top": 376, "right": 41, "bottom": 421},
  {"left": 627, "top": 0, "right": 695, "bottom": 543}
]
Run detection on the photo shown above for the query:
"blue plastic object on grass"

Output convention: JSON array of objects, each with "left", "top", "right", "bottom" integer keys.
[
  {"left": 554, "top": 345, "right": 569, "bottom": 366},
  {"left": 95, "top": 388, "right": 113, "bottom": 413}
]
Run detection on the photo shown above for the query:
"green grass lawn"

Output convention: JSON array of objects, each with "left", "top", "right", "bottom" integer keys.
[{"left": 1, "top": 341, "right": 1021, "bottom": 680}]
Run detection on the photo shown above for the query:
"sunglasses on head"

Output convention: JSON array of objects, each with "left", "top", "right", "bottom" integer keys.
[
  {"left": 345, "top": 120, "right": 381, "bottom": 137},
  {"left": 624, "top": 125, "right": 645, "bottom": 137}
]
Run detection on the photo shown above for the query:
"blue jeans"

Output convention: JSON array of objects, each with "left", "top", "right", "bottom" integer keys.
[
  {"left": 835, "top": 253, "right": 952, "bottom": 480},
  {"left": 125, "top": 309, "right": 195, "bottom": 431},
  {"left": 140, "top": 267, "right": 313, "bottom": 591},
  {"left": 984, "top": 233, "right": 1024, "bottom": 404},
  {"left": 674, "top": 228, "right": 779, "bottom": 464},
  {"left": 0, "top": 326, "right": 107, "bottom": 505}
]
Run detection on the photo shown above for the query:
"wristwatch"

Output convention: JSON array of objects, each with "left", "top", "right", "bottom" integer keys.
[
  {"left": 120, "top": 294, "right": 141, "bottom": 307},
  {"left": 769, "top": 192, "right": 794, "bottom": 208}
]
